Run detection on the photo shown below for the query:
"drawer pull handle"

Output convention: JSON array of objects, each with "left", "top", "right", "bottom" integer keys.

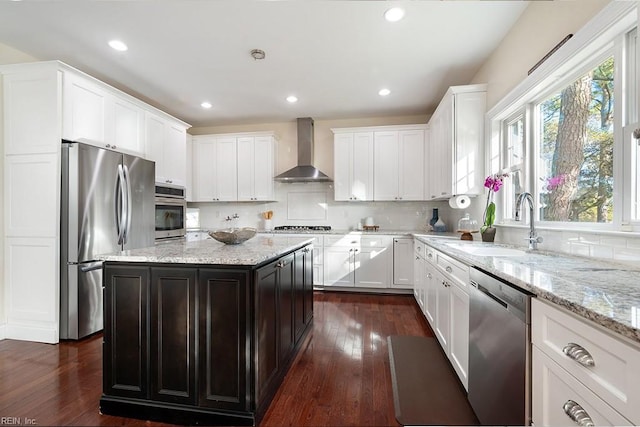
[
  {"left": 563, "top": 343, "right": 595, "bottom": 367},
  {"left": 563, "top": 400, "right": 595, "bottom": 427}
]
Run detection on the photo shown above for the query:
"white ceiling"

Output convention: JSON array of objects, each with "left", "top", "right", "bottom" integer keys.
[{"left": 0, "top": 1, "right": 529, "bottom": 127}]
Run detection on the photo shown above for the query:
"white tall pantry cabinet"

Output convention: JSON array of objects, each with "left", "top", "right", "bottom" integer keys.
[{"left": 0, "top": 61, "right": 190, "bottom": 343}]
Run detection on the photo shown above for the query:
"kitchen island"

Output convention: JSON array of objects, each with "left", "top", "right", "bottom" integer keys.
[{"left": 97, "top": 235, "right": 315, "bottom": 426}]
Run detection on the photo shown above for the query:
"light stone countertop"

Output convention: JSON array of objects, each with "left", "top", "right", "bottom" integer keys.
[
  {"left": 414, "top": 234, "right": 640, "bottom": 344},
  {"left": 97, "top": 235, "right": 314, "bottom": 267}
]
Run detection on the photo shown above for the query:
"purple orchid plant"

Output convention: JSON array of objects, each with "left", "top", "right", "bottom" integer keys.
[{"left": 481, "top": 173, "right": 509, "bottom": 233}]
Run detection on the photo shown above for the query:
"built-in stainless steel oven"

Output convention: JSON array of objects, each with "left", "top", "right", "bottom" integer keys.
[{"left": 155, "top": 183, "right": 187, "bottom": 240}]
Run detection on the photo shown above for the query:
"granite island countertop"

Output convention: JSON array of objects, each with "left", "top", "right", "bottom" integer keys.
[
  {"left": 414, "top": 234, "right": 640, "bottom": 344},
  {"left": 97, "top": 235, "right": 314, "bottom": 267}
]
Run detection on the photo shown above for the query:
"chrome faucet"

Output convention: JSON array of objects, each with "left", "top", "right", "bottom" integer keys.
[{"left": 515, "top": 192, "right": 543, "bottom": 250}]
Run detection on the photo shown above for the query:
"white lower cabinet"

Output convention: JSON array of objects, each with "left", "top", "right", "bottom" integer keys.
[
  {"left": 413, "top": 240, "right": 425, "bottom": 310},
  {"left": 423, "top": 262, "right": 437, "bottom": 326},
  {"left": 415, "top": 239, "right": 470, "bottom": 390},
  {"left": 533, "top": 347, "right": 633, "bottom": 426},
  {"left": 393, "top": 237, "right": 413, "bottom": 288},
  {"left": 449, "top": 282, "right": 469, "bottom": 390},
  {"left": 323, "top": 234, "right": 392, "bottom": 289},
  {"left": 532, "top": 298, "right": 640, "bottom": 426},
  {"left": 433, "top": 268, "right": 451, "bottom": 353}
]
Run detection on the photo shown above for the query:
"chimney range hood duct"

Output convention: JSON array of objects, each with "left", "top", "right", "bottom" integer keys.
[{"left": 274, "top": 117, "right": 332, "bottom": 183}]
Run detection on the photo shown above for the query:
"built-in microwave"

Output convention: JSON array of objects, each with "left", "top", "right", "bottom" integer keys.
[{"left": 155, "top": 183, "right": 187, "bottom": 240}]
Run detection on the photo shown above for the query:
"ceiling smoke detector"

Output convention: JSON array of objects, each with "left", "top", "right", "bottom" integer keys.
[{"left": 250, "top": 49, "right": 266, "bottom": 60}]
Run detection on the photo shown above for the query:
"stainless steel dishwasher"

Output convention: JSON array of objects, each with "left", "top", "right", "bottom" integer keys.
[{"left": 468, "top": 266, "right": 533, "bottom": 426}]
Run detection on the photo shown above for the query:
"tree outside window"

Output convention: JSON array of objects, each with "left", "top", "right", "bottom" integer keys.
[{"left": 538, "top": 57, "right": 614, "bottom": 223}]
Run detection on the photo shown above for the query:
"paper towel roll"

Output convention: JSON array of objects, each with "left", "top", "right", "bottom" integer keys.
[{"left": 448, "top": 195, "right": 471, "bottom": 209}]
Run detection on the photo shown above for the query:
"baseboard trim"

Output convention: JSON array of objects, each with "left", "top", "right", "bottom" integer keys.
[
  {"left": 6, "top": 323, "right": 58, "bottom": 344},
  {"left": 0, "top": 323, "right": 6, "bottom": 341}
]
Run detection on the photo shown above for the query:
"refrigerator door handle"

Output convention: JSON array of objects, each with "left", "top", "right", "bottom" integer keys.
[
  {"left": 122, "top": 164, "right": 133, "bottom": 245},
  {"left": 79, "top": 261, "right": 103, "bottom": 273},
  {"left": 116, "top": 164, "right": 126, "bottom": 245}
]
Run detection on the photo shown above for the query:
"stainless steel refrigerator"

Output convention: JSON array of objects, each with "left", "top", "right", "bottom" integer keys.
[{"left": 60, "top": 141, "right": 155, "bottom": 340}]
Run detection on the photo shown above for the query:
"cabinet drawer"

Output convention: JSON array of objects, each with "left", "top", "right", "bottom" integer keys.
[
  {"left": 533, "top": 346, "right": 633, "bottom": 426},
  {"left": 414, "top": 240, "right": 425, "bottom": 258},
  {"left": 532, "top": 299, "right": 640, "bottom": 424},
  {"left": 360, "top": 235, "right": 392, "bottom": 248},
  {"left": 424, "top": 245, "right": 436, "bottom": 265},
  {"left": 324, "top": 234, "right": 359, "bottom": 246},
  {"left": 325, "top": 234, "right": 390, "bottom": 248},
  {"left": 435, "top": 251, "right": 469, "bottom": 290}
]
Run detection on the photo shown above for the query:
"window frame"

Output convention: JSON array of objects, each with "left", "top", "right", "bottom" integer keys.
[{"left": 486, "top": 2, "right": 638, "bottom": 233}]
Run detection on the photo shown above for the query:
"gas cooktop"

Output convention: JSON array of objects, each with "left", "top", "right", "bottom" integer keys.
[{"left": 273, "top": 225, "right": 332, "bottom": 231}]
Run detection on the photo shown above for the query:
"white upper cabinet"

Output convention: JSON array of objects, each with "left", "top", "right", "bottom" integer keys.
[
  {"left": 333, "top": 131, "right": 374, "bottom": 201},
  {"left": 237, "top": 135, "right": 275, "bottom": 201},
  {"left": 191, "top": 132, "right": 276, "bottom": 203},
  {"left": 373, "top": 131, "right": 399, "bottom": 200},
  {"left": 427, "top": 84, "right": 486, "bottom": 200},
  {"left": 374, "top": 128, "right": 425, "bottom": 201},
  {"left": 144, "top": 111, "right": 188, "bottom": 186},
  {"left": 63, "top": 69, "right": 165, "bottom": 156},
  {"left": 62, "top": 70, "right": 108, "bottom": 145},
  {"left": 192, "top": 136, "right": 237, "bottom": 202},
  {"left": 332, "top": 124, "right": 426, "bottom": 202},
  {"left": 112, "top": 94, "right": 145, "bottom": 155}
]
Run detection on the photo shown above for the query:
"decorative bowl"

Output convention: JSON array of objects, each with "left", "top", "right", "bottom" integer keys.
[{"left": 208, "top": 227, "right": 257, "bottom": 245}]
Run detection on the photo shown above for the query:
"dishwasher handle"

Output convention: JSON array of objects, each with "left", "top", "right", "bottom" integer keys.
[
  {"left": 471, "top": 278, "right": 528, "bottom": 323},
  {"left": 474, "top": 282, "right": 508, "bottom": 309}
]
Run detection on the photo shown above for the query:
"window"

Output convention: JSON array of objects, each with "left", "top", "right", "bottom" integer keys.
[
  {"left": 501, "top": 112, "right": 525, "bottom": 219},
  {"left": 487, "top": 2, "right": 638, "bottom": 231},
  {"left": 536, "top": 56, "right": 614, "bottom": 223}
]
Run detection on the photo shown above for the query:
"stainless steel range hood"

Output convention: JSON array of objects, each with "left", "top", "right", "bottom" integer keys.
[{"left": 274, "top": 117, "right": 332, "bottom": 183}]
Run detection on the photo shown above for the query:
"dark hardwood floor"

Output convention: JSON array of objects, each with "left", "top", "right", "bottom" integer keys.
[{"left": 0, "top": 292, "right": 433, "bottom": 426}]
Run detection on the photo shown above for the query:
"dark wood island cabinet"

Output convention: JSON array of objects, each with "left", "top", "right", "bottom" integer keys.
[{"left": 98, "top": 237, "right": 314, "bottom": 426}]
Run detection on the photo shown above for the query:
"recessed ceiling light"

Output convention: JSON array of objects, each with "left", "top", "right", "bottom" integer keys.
[
  {"left": 286, "top": 95, "right": 298, "bottom": 103},
  {"left": 384, "top": 7, "right": 405, "bottom": 22},
  {"left": 201, "top": 102, "right": 212, "bottom": 109},
  {"left": 108, "top": 40, "right": 128, "bottom": 52},
  {"left": 251, "top": 49, "right": 266, "bottom": 60},
  {"left": 378, "top": 88, "right": 391, "bottom": 97}
]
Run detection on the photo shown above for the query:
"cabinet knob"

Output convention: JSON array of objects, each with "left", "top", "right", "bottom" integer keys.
[
  {"left": 427, "top": 273, "right": 432, "bottom": 279},
  {"left": 105, "top": 144, "right": 111, "bottom": 148},
  {"left": 445, "top": 266, "right": 453, "bottom": 273},
  {"left": 562, "top": 343, "right": 595, "bottom": 367},
  {"left": 563, "top": 400, "right": 594, "bottom": 427},
  {"left": 112, "top": 145, "right": 117, "bottom": 150}
]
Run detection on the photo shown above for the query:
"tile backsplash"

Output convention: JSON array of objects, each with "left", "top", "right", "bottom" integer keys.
[
  {"left": 189, "top": 182, "right": 456, "bottom": 232},
  {"left": 497, "top": 225, "right": 640, "bottom": 264}
]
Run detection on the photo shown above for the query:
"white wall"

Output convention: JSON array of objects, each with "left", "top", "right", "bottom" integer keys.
[
  {"left": 0, "top": 43, "right": 37, "bottom": 337},
  {"left": 471, "top": 0, "right": 611, "bottom": 110}
]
